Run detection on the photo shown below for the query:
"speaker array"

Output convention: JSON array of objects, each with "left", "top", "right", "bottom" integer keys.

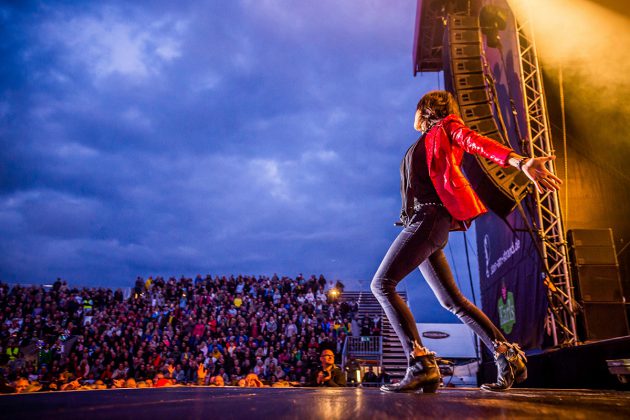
[
  {"left": 567, "top": 228, "right": 629, "bottom": 341},
  {"left": 443, "top": 15, "right": 529, "bottom": 218}
]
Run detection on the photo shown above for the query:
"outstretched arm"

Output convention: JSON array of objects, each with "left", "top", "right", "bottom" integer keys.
[
  {"left": 445, "top": 116, "right": 514, "bottom": 167},
  {"left": 444, "top": 116, "right": 563, "bottom": 193}
]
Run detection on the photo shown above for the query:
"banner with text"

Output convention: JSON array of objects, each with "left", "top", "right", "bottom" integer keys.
[{"left": 475, "top": 207, "right": 547, "bottom": 350}]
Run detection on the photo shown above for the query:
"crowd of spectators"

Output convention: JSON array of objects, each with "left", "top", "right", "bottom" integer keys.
[{"left": 0, "top": 273, "right": 366, "bottom": 393}]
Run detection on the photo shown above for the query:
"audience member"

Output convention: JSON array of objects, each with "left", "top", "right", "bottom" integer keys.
[{"left": 312, "top": 349, "right": 346, "bottom": 387}]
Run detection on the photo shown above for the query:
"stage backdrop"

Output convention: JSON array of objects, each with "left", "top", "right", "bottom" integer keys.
[{"left": 475, "top": 211, "right": 547, "bottom": 349}]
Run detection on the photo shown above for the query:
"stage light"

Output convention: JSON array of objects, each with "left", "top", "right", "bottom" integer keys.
[
  {"left": 506, "top": 0, "right": 630, "bottom": 152},
  {"left": 507, "top": 0, "right": 630, "bottom": 77},
  {"left": 480, "top": 5, "right": 508, "bottom": 49}
]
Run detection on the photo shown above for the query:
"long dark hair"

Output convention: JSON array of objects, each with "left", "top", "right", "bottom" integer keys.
[{"left": 416, "top": 90, "right": 460, "bottom": 131}]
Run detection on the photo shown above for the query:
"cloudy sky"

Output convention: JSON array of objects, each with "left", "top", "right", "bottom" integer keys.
[{"left": 0, "top": 0, "right": 480, "bottom": 322}]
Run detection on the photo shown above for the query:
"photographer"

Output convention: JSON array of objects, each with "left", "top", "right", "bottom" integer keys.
[{"left": 313, "top": 349, "right": 345, "bottom": 387}]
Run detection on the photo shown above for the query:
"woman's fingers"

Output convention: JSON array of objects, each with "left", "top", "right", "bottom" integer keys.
[
  {"left": 536, "top": 179, "right": 549, "bottom": 193},
  {"left": 535, "top": 176, "right": 562, "bottom": 192},
  {"left": 538, "top": 171, "right": 561, "bottom": 188},
  {"left": 539, "top": 178, "right": 558, "bottom": 191},
  {"left": 536, "top": 167, "right": 563, "bottom": 183},
  {"left": 548, "top": 172, "right": 563, "bottom": 184}
]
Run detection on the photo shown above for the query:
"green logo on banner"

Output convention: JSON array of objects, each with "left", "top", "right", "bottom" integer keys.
[{"left": 498, "top": 284, "right": 516, "bottom": 334}]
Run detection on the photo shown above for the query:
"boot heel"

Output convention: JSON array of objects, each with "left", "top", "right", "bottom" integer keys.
[
  {"left": 422, "top": 381, "right": 439, "bottom": 393},
  {"left": 515, "top": 370, "right": 527, "bottom": 383}
]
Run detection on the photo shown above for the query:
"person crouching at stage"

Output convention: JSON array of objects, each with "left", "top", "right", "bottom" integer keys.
[
  {"left": 371, "top": 90, "right": 562, "bottom": 393},
  {"left": 312, "top": 349, "right": 346, "bottom": 387}
]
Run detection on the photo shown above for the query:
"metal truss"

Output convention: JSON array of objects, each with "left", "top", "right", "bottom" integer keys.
[{"left": 514, "top": 13, "right": 578, "bottom": 346}]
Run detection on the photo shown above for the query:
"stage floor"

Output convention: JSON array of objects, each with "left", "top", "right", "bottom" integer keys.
[{"left": 1, "top": 386, "right": 629, "bottom": 419}]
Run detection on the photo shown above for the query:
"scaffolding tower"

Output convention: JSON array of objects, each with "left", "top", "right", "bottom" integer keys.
[{"left": 514, "top": 11, "right": 578, "bottom": 346}]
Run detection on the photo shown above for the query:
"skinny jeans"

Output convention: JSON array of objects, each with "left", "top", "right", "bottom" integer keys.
[{"left": 370, "top": 205, "right": 507, "bottom": 359}]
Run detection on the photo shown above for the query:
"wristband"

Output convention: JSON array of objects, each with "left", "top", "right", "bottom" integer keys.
[{"left": 517, "top": 157, "right": 527, "bottom": 171}]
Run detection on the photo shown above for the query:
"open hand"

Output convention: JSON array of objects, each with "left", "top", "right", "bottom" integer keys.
[
  {"left": 521, "top": 156, "right": 563, "bottom": 194},
  {"left": 197, "top": 364, "right": 207, "bottom": 379}
]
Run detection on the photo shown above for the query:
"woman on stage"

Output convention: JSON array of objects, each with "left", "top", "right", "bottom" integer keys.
[{"left": 371, "top": 90, "right": 561, "bottom": 393}]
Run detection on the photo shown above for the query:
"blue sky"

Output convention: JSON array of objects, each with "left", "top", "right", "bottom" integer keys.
[{"left": 0, "top": 0, "right": 480, "bottom": 322}]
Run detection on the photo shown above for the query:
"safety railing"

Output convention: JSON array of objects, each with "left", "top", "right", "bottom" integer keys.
[{"left": 341, "top": 335, "right": 383, "bottom": 387}]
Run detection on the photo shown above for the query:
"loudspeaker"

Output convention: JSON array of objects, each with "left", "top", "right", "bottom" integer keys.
[
  {"left": 460, "top": 102, "right": 494, "bottom": 121},
  {"left": 453, "top": 73, "right": 487, "bottom": 90},
  {"left": 452, "top": 58, "right": 483, "bottom": 74},
  {"left": 571, "top": 247, "right": 618, "bottom": 266},
  {"left": 451, "top": 44, "right": 482, "bottom": 60},
  {"left": 444, "top": 15, "right": 529, "bottom": 218},
  {"left": 572, "top": 265, "right": 624, "bottom": 303},
  {"left": 467, "top": 117, "right": 501, "bottom": 134},
  {"left": 568, "top": 228, "right": 618, "bottom": 266},
  {"left": 456, "top": 87, "right": 489, "bottom": 106},
  {"left": 567, "top": 228, "right": 615, "bottom": 247},
  {"left": 567, "top": 228, "right": 628, "bottom": 340},
  {"left": 578, "top": 302, "right": 629, "bottom": 341}
]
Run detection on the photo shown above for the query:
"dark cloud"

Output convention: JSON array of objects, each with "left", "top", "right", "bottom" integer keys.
[{"left": 0, "top": 0, "right": 477, "bottom": 322}]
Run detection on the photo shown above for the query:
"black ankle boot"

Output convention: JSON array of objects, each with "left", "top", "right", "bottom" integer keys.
[
  {"left": 480, "top": 341, "right": 527, "bottom": 392},
  {"left": 380, "top": 353, "right": 441, "bottom": 393}
]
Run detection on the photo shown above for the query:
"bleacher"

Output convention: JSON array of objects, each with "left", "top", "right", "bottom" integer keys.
[{"left": 340, "top": 291, "right": 408, "bottom": 382}]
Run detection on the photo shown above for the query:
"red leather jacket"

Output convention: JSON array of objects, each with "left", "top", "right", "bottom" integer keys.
[{"left": 402, "top": 114, "right": 513, "bottom": 230}]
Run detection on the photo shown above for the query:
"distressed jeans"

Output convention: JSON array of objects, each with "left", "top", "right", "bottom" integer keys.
[{"left": 370, "top": 205, "right": 507, "bottom": 359}]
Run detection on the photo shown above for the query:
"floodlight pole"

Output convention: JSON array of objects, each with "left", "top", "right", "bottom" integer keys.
[{"left": 513, "top": 10, "right": 578, "bottom": 346}]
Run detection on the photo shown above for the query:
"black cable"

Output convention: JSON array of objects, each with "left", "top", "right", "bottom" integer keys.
[
  {"left": 462, "top": 230, "right": 481, "bottom": 362},
  {"left": 462, "top": 231, "right": 477, "bottom": 307},
  {"left": 448, "top": 241, "right": 463, "bottom": 291}
]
